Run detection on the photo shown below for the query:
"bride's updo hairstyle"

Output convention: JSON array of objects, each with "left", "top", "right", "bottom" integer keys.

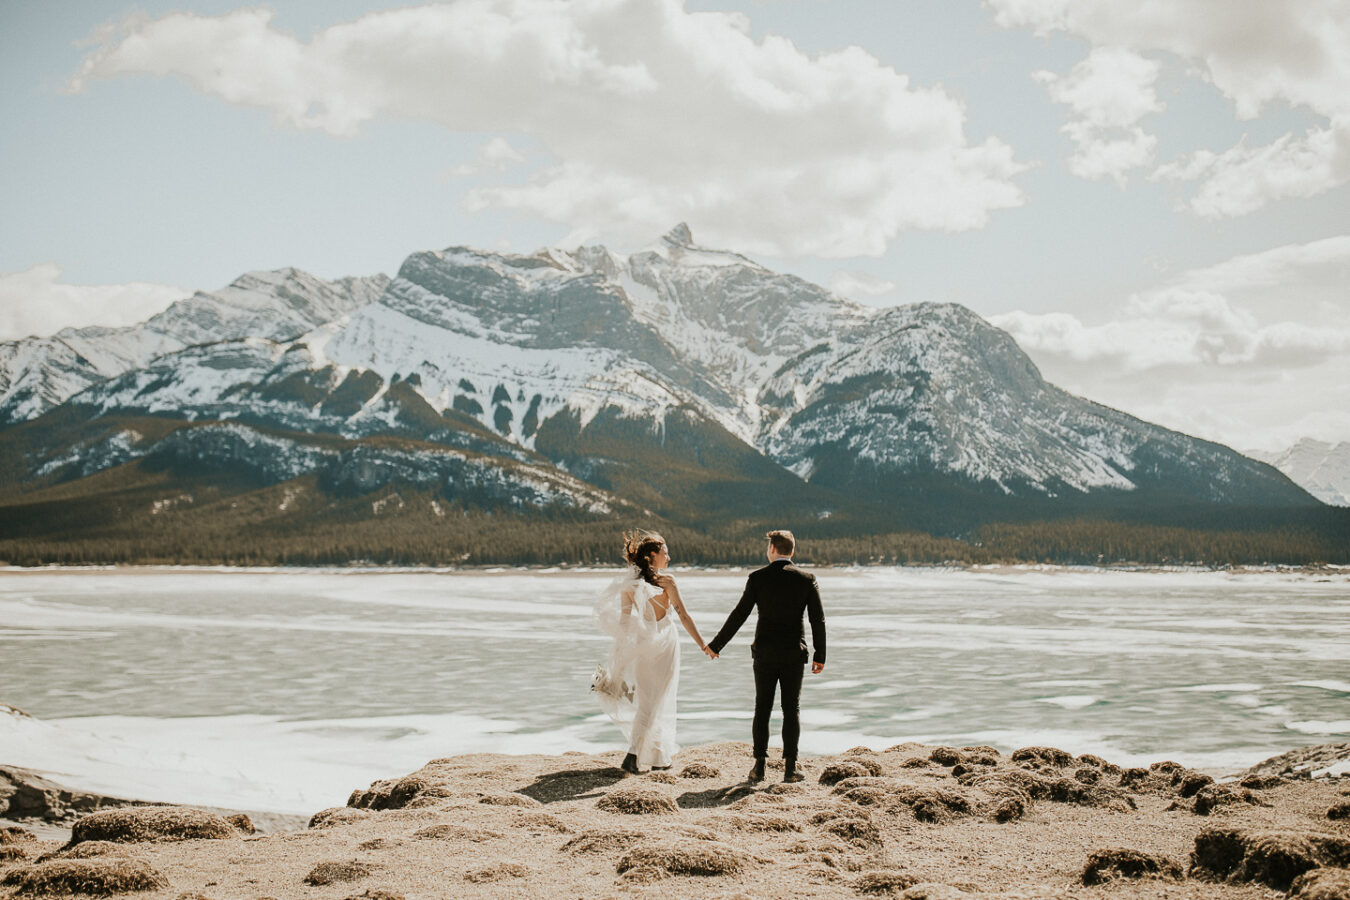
[{"left": 623, "top": 530, "right": 666, "bottom": 586}]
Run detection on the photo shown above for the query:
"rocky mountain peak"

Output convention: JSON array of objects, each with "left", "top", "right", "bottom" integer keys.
[{"left": 663, "top": 222, "right": 694, "bottom": 246}]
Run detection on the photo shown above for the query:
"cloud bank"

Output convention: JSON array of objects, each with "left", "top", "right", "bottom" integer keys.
[
  {"left": 0, "top": 263, "right": 186, "bottom": 341},
  {"left": 992, "top": 236, "right": 1350, "bottom": 450},
  {"left": 69, "top": 0, "right": 1026, "bottom": 257},
  {"left": 991, "top": 0, "right": 1350, "bottom": 214}
]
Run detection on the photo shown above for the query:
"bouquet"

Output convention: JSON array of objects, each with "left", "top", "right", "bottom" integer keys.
[{"left": 591, "top": 664, "right": 635, "bottom": 703}]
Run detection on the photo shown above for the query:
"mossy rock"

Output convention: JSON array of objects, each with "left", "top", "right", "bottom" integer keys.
[
  {"left": 616, "top": 840, "right": 750, "bottom": 877},
  {"left": 1, "top": 858, "right": 168, "bottom": 895},
  {"left": 304, "top": 860, "right": 377, "bottom": 886},
  {"left": 70, "top": 806, "right": 237, "bottom": 844},
  {"left": 597, "top": 786, "right": 678, "bottom": 815},
  {"left": 1080, "top": 847, "right": 1183, "bottom": 885}
]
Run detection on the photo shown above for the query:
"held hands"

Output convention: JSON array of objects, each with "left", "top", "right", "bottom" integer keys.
[
  {"left": 702, "top": 645, "right": 719, "bottom": 659},
  {"left": 812, "top": 661, "right": 825, "bottom": 674}
]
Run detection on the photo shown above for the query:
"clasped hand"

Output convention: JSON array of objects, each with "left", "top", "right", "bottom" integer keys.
[{"left": 702, "top": 645, "right": 719, "bottom": 659}]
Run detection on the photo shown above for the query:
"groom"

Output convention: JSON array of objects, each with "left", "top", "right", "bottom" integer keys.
[{"left": 707, "top": 530, "right": 826, "bottom": 783}]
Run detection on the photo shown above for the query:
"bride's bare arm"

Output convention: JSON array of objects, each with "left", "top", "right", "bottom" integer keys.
[{"left": 658, "top": 575, "right": 716, "bottom": 656}]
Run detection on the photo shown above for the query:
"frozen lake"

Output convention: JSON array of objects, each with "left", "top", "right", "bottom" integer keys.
[{"left": 2, "top": 566, "right": 1348, "bottom": 814}]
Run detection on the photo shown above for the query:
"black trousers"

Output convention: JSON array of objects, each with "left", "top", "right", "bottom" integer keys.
[{"left": 752, "top": 658, "right": 805, "bottom": 761}]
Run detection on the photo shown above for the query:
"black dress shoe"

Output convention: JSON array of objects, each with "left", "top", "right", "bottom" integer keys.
[
  {"left": 748, "top": 758, "right": 766, "bottom": 782},
  {"left": 783, "top": 760, "right": 805, "bottom": 783},
  {"left": 621, "top": 753, "right": 639, "bottom": 775}
]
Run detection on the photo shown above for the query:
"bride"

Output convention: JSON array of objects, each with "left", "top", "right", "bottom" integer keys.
[{"left": 593, "top": 530, "right": 717, "bottom": 774}]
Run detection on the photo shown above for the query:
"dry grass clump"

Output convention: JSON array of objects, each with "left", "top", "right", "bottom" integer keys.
[
  {"left": 725, "top": 813, "right": 801, "bottom": 832},
  {"left": 70, "top": 806, "right": 237, "bottom": 844},
  {"left": 1326, "top": 801, "right": 1350, "bottom": 820},
  {"left": 0, "top": 846, "right": 29, "bottom": 863},
  {"left": 1, "top": 858, "right": 168, "bottom": 895},
  {"left": 304, "top": 860, "right": 377, "bottom": 885},
  {"left": 928, "top": 747, "right": 963, "bottom": 766},
  {"left": 854, "top": 868, "right": 921, "bottom": 894},
  {"left": 1079, "top": 847, "right": 1183, "bottom": 885},
  {"left": 512, "top": 811, "right": 570, "bottom": 833},
  {"left": 679, "top": 763, "right": 720, "bottom": 779},
  {"left": 0, "top": 826, "right": 36, "bottom": 846},
  {"left": 225, "top": 813, "right": 254, "bottom": 833},
  {"left": 818, "top": 815, "right": 883, "bottom": 849},
  {"left": 818, "top": 761, "right": 873, "bottom": 786},
  {"left": 897, "top": 883, "right": 970, "bottom": 899},
  {"left": 1240, "top": 773, "right": 1290, "bottom": 789},
  {"left": 1291, "top": 868, "right": 1350, "bottom": 900},
  {"left": 464, "top": 862, "right": 530, "bottom": 882},
  {"left": 309, "top": 807, "right": 371, "bottom": 829},
  {"left": 478, "top": 791, "right": 539, "bottom": 807},
  {"left": 561, "top": 828, "right": 646, "bottom": 854},
  {"left": 1190, "top": 827, "right": 1350, "bottom": 890},
  {"left": 44, "top": 841, "right": 129, "bottom": 861},
  {"left": 341, "top": 890, "right": 404, "bottom": 900},
  {"left": 1010, "top": 746, "right": 1073, "bottom": 768},
  {"left": 989, "top": 796, "right": 1026, "bottom": 823},
  {"left": 596, "top": 786, "right": 678, "bottom": 815},
  {"left": 412, "top": 824, "right": 503, "bottom": 842},
  {"left": 616, "top": 840, "right": 750, "bottom": 877}
]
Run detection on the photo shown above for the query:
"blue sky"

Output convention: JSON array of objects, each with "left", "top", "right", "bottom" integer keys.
[{"left": 2, "top": 0, "right": 1348, "bottom": 450}]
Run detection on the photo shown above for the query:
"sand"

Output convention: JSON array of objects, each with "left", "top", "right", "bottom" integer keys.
[{"left": 2, "top": 742, "right": 1348, "bottom": 899}]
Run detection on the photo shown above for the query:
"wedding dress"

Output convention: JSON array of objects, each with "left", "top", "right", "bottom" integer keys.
[{"left": 593, "top": 566, "right": 680, "bottom": 768}]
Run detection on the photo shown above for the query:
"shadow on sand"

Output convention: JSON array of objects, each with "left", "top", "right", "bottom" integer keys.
[{"left": 517, "top": 767, "right": 628, "bottom": 803}]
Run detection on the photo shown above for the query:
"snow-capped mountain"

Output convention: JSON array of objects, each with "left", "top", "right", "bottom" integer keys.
[
  {"left": 2, "top": 226, "right": 1318, "bottom": 531},
  {"left": 0, "top": 268, "right": 389, "bottom": 425},
  {"left": 1249, "top": 439, "right": 1350, "bottom": 506}
]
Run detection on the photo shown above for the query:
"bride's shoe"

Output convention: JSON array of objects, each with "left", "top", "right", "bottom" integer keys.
[{"left": 621, "top": 753, "right": 640, "bottom": 775}]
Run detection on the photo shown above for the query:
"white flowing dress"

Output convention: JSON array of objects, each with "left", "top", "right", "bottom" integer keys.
[{"left": 593, "top": 566, "right": 680, "bottom": 768}]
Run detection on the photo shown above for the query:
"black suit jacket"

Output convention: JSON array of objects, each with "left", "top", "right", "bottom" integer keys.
[{"left": 708, "top": 558, "right": 826, "bottom": 666}]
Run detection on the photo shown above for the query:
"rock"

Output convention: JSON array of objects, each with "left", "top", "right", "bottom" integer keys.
[
  {"left": 855, "top": 868, "right": 921, "bottom": 894},
  {"left": 616, "top": 840, "right": 750, "bottom": 877},
  {"left": 0, "top": 858, "right": 168, "bottom": 895},
  {"left": 1011, "top": 746, "right": 1073, "bottom": 768},
  {"left": 225, "top": 813, "right": 255, "bottom": 834},
  {"left": 929, "top": 747, "right": 963, "bottom": 766},
  {"left": 464, "top": 862, "right": 530, "bottom": 882},
  {"left": 1243, "top": 743, "right": 1350, "bottom": 780},
  {"left": 304, "top": 860, "right": 377, "bottom": 886},
  {"left": 597, "top": 787, "right": 678, "bottom": 815},
  {"left": 679, "top": 763, "right": 719, "bottom": 779},
  {"left": 820, "top": 762, "right": 873, "bottom": 785},
  {"left": 1291, "top": 868, "right": 1350, "bottom": 900},
  {"left": 1080, "top": 847, "right": 1184, "bottom": 885},
  {"left": 309, "top": 807, "right": 371, "bottom": 829},
  {"left": 70, "top": 806, "right": 237, "bottom": 844},
  {"left": 0, "top": 766, "right": 149, "bottom": 824}
]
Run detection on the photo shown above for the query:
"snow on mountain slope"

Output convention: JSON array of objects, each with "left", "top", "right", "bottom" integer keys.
[
  {"left": 1250, "top": 440, "right": 1350, "bottom": 506},
  {"left": 0, "top": 269, "right": 389, "bottom": 424},
  {"left": 6, "top": 226, "right": 1318, "bottom": 510}
]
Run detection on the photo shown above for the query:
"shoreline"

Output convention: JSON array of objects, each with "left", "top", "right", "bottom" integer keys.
[
  {"left": 2, "top": 562, "right": 1348, "bottom": 576},
  {"left": 1, "top": 742, "right": 1347, "bottom": 898}
]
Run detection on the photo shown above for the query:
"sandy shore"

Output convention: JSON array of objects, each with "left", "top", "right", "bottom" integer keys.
[{"left": 2, "top": 742, "right": 1348, "bottom": 899}]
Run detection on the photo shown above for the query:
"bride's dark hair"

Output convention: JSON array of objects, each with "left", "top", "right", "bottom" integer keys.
[{"left": 623, "top": 530, "right": 666, "bottom": 586}]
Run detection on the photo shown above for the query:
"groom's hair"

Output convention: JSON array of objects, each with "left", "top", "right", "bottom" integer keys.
[{"left": 767, "top": 530, "right": 795, "bottom": 556}]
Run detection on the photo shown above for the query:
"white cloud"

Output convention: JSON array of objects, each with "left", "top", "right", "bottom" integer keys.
[
  {"left": 449, "top": 137, "right": 528, "bottom": 177},
  {"left": 827, "top": 270, "right": 896, "bottom": 300},
  {"left": 69, "top": 1, "right": 1026, "bottom": 258},
  {"left": 0, "top": 263, "right": 186, "bottom": 341},
  {"left": 1032, "top": 47, "right": 1162, "bottom": 186},
  {"left": 990, "top": 235, "right": 1350, "bottom": 448},
  {"left": 990, "top": 0, "right": 1350, "bottom": 212}
]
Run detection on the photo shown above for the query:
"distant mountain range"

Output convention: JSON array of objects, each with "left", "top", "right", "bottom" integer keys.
[
  {"left": 0, "top": 225, "right": 1331, "bottom": 564},
  {"left": 1249, "top": 439, "right": 1350, "bottom": 507}
]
